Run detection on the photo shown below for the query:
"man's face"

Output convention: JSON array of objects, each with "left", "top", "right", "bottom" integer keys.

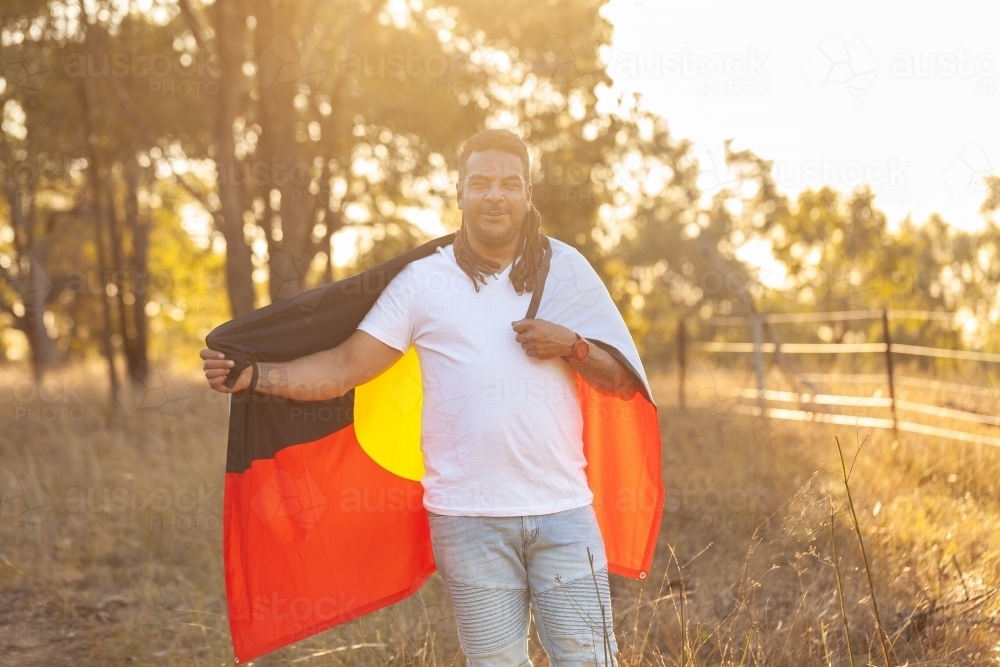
[{"left": 457, "top": 149, "right": 533, "bottom": 248}]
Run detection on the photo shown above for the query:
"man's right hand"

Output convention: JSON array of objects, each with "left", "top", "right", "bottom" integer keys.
[
  {"left": 198, "top": 331, "right": 403, "bottom": 402},
  {"left": 201, "top": 349, "right": 252, "bottom": 393}
]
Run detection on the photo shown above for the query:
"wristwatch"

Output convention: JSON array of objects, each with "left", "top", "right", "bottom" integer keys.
[{"left": 562, "top": 333, "right": 590, "bottom": 362}]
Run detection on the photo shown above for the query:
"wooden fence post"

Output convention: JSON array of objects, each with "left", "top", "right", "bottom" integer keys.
[
  {"left": 677, "top": 318, "right": 686, "bottom": 414},
  {"left": 882, "top": 308, "right": 900, "bottom": 441},
  {"left": 752, "top": 313, "right": 766, "bottom": 413}
]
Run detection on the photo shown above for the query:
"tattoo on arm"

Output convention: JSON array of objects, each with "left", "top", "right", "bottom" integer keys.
[
  {"left": 256, "top": 364, "right": 288, "bottom": 389},
  {"left": 568, "top": 342, "right": 641, "bottom": 399}
]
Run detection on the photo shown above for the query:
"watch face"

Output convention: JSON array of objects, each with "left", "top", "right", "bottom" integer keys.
[{"left": 574, "top": 337, "right": 590, "bottom": 361}]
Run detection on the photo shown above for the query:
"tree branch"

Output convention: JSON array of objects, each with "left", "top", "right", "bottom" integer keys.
[
  {"left": 104, "top": 70, "right": 218, "bottom": 215},
  {"left": 177, "top": 0, "right": 214, "bottom": 57},
  {"left": 0, "top": 264, "right": 23, "bottom": 293}
]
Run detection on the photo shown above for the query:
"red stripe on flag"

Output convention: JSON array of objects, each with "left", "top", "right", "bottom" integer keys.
[
  {"left": 578, "top": 377, "right": 664, "bottom": 580},
  {"left": 224, "top": 424, "right": 435, "bottom": 663}
]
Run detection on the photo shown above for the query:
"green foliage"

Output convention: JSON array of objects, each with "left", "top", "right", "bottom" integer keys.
[{"left": 143, "top": 203, "right": 227, "bottom": 363}]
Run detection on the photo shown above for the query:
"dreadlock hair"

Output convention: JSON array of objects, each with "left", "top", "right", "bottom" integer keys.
[{"left": 453, "top": 129, "right": 551, "bottom": 295}]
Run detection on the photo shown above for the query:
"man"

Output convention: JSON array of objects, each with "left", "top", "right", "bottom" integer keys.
[{"left": 203, "top": 129, "right": 645, "bottom": 666}]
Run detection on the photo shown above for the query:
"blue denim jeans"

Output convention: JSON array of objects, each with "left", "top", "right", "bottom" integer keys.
[{"left": 427, "top": 505, "right": 618, "bottom": 667}]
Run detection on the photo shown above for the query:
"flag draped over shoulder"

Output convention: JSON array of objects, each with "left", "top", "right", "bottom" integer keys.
[{"left": 206, "top": 235, "right": 663, "bottom": 664}]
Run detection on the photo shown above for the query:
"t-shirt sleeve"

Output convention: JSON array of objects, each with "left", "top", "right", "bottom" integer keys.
[{"left": 356, "top": 264, "right": 415, "bottom": 353}]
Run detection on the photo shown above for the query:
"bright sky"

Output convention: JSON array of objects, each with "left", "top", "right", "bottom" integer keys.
[{"left": 601, "top": 0, "right": 1000, "bottom": 232}]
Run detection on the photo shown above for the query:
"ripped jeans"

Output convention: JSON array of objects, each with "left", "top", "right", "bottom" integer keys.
[{"left": 428, "top": 505, "right": 619, "bottom": 667}]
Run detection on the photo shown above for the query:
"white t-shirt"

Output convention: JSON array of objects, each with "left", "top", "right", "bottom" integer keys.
[{"left": 356, "top": 242, "right": 594, "bottom": 517}]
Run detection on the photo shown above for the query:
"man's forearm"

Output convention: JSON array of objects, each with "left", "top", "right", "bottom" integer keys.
[
  {"left": 568, "top": 342, "right": 641, "bottom": 400},
  {"left": 254, "top": 349, "right": 346, "bottom": 401}
]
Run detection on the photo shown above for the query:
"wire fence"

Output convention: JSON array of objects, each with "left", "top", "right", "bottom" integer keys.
[{"left": 677, "top": 308, "right": 1000, "bottom": 448}]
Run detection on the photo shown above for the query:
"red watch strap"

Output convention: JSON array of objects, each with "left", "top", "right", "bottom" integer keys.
[
  {"left": 562, "top": 334, "right": 579, "bottom": 361},
  {"left": 563, "top": 333, "right": 589, "bottom": 362}
]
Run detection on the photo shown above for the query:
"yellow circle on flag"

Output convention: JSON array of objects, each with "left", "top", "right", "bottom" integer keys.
[{"left": 353, "top": 347, "right": 424, "bottom": 481}]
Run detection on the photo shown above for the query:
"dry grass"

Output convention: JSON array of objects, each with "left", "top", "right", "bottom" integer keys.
[{"left": 1, "top": 362, "right": 999, "bottom": 666}]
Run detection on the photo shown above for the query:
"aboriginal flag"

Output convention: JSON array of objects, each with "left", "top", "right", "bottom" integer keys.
[{"left": 206, "top": 235, "right": 663, "bottom": 664}]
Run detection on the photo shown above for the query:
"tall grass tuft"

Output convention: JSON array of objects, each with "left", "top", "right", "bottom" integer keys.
[{"left": 834, "top": 435, "right": 892, "bottom": 666}]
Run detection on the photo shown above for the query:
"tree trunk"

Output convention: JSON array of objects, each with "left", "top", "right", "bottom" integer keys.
[
  {"left": 79, "top": 79, "right": 120, "bottom": 399},
  {"left": 106, "top": 183, "right": 143, "bottom": 378},
  {"left": 211, "top": 0, "right": 255, "bottom": 317},
  {"left": 22, "top": 237, "right": 57, "bottom": 382},
  {"left": 0, "top": 117, "right": 57, "bottom": 381},
  {"left": 124, "top": 160, "right": 149, "bottom": 380},
  {"left": 6, "top": 184, "right": 58, "bottom": 381},
  {"left": 254, "top": 0, "right": 310, "bottom": 302}
]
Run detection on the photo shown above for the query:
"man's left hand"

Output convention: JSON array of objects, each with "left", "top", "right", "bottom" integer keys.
[{"left": 511, "top": 319, "right": 576, "bottom": 359}]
